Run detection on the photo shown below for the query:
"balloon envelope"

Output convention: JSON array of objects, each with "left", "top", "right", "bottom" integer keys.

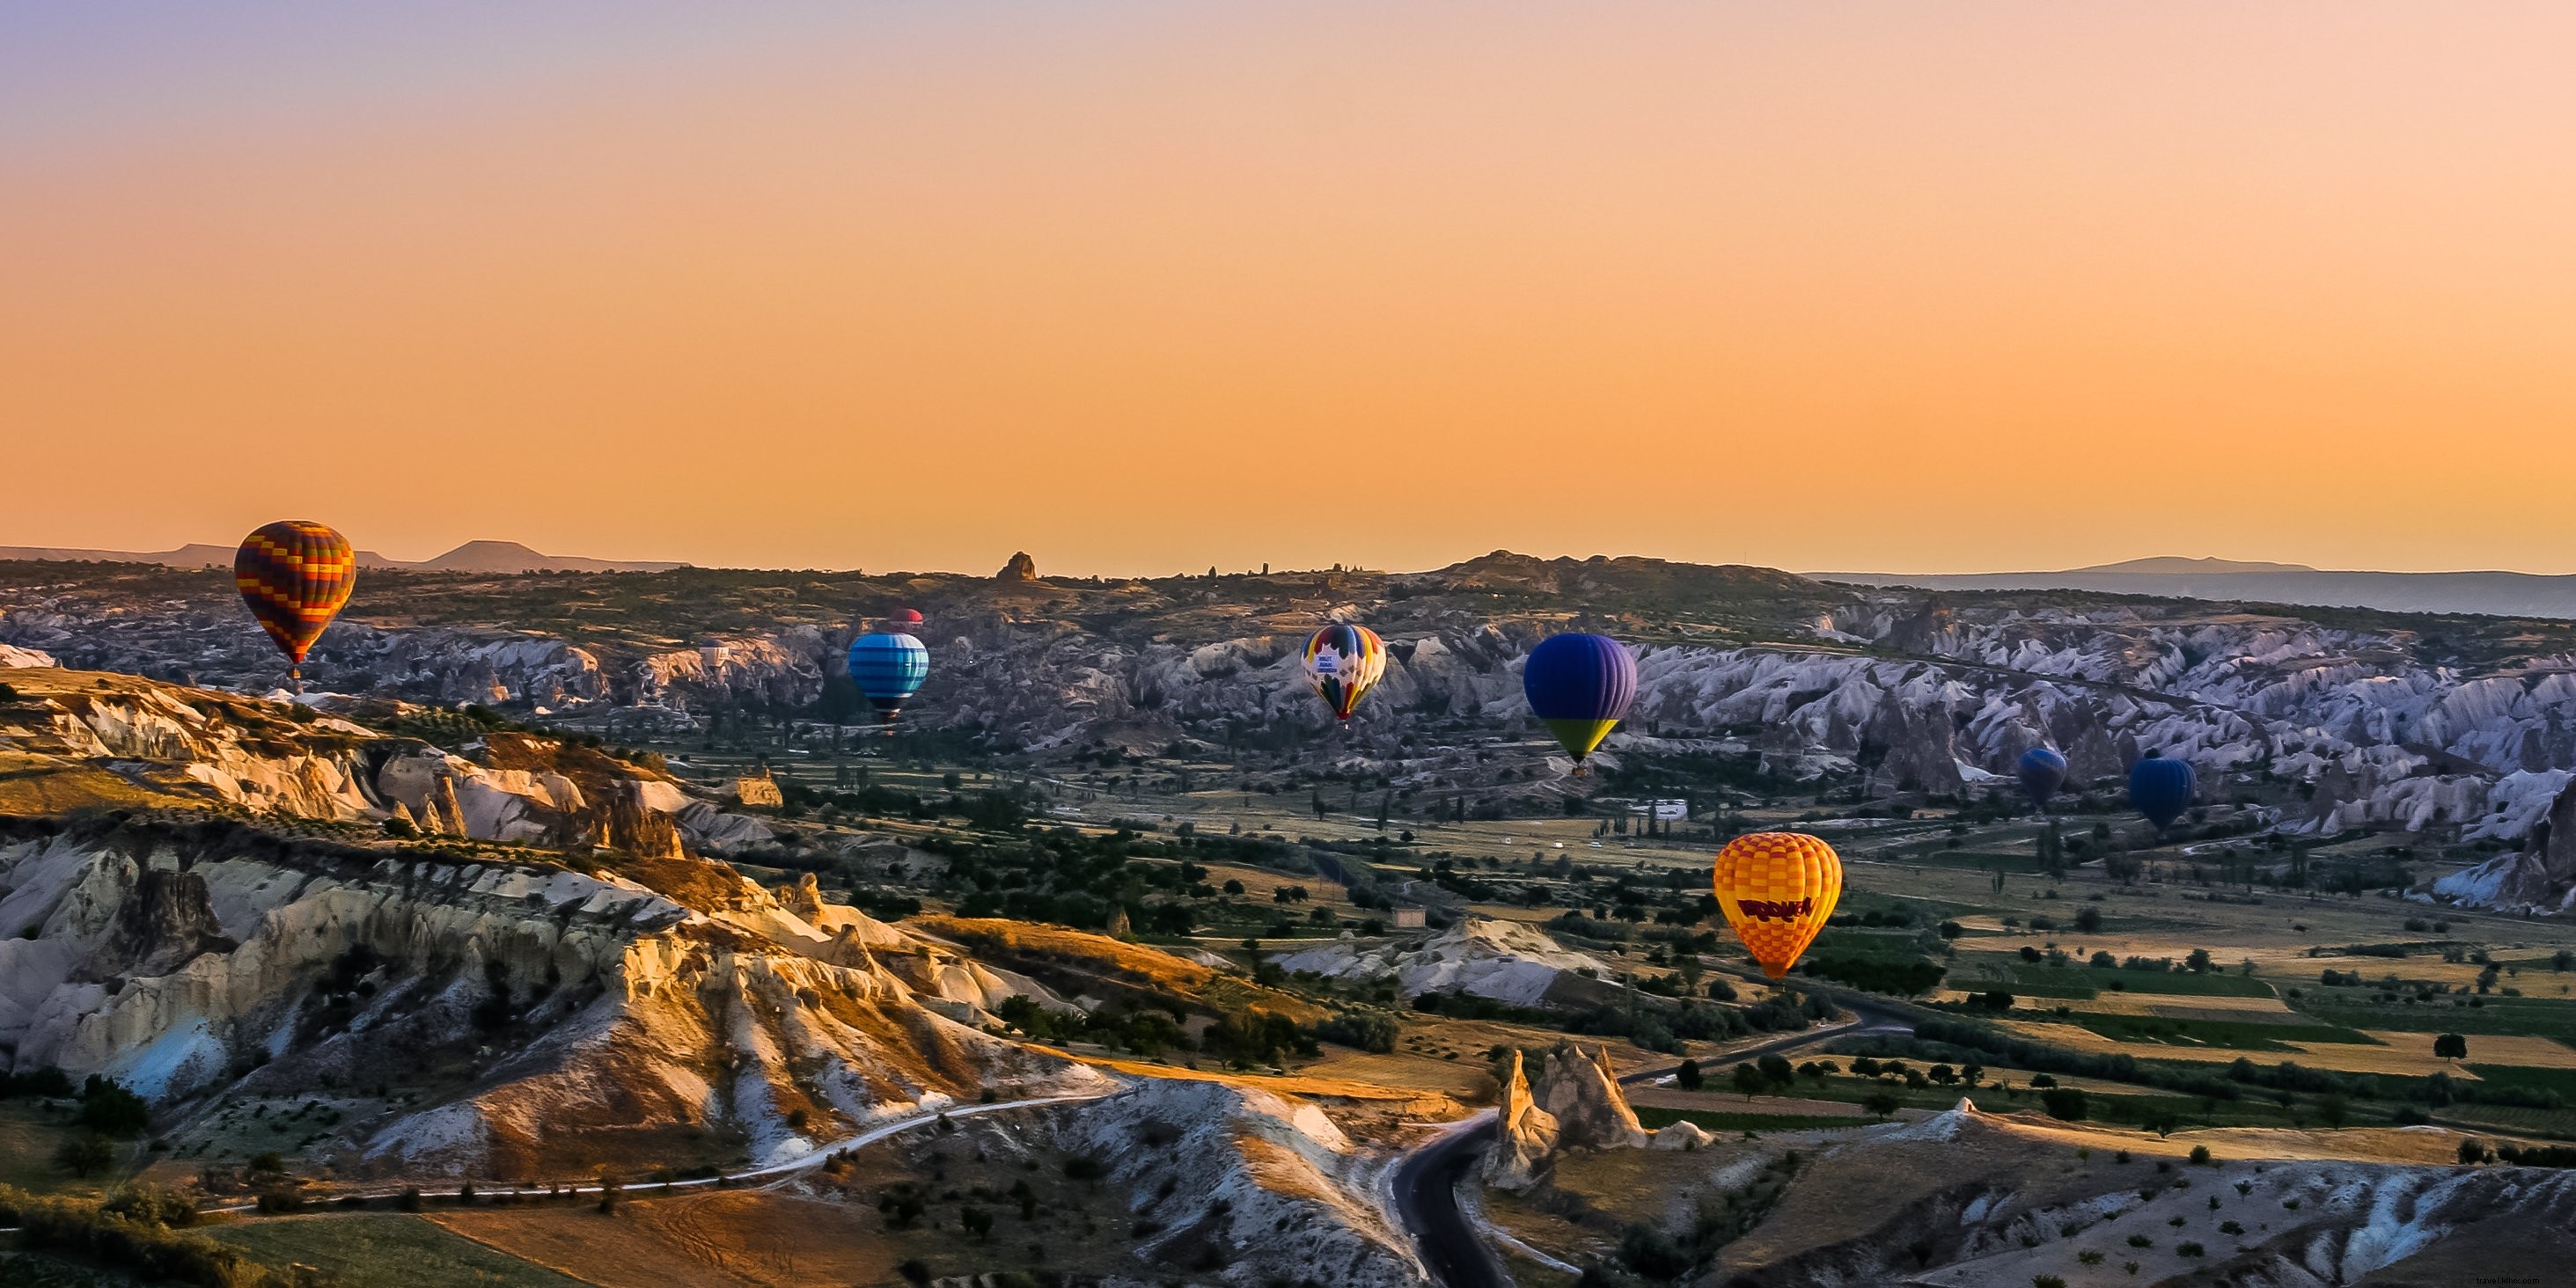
[
  {"left": 847, "top": 632, "right": 929, "bottom": 722},
  {"left": 2129, "top": 754, "right": 2196, "bottom": 829},
  {"left": 234, "top": 521, "right": 356, "bottom": 669},
  {"left": 1522, "top": 633, "right": 1637, "bottom": 764},
  {"left": 2017, "top": 747, "right": 2068, "bottom": 807},
  {"left": 1302, "top": 624, "right": 1386, "bottom": 721},
  {"left": 1714, "top": 832, "right": 1843, "bottom": 979}
]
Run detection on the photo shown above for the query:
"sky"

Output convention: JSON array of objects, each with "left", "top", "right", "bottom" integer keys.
[{"left": 8, "top": 3, "right": 2576, "bottom": 576}]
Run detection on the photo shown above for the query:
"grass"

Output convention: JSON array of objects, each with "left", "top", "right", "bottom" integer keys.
[
  {"left": 2066, "top": 1014, "right": 2371, "bottom": 1051},
  {"left": 1632, "top": 1107, "right": 1875, "bottom": 1134},
  {"left": 2299, "top": 995, "right": 2576, "bottom": 1047},
  {"left": 0, "top": 1253, "right": 149, "bottom": 1287},
  {"left": 206, "top": 1213, "right": 591, "bottom": 1288},
  {"left": 1964, "top": 963, "right": 2278, "bottom": 1000},
  {"left": 2463, "top": 1065, "right": 2576, "bottom": 1101},
  {"left": 0, "top": 1103, "right": 111, "bottom": 1197}
]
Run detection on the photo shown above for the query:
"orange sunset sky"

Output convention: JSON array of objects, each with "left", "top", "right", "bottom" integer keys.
[{"left": 7, "top": 4, "right": 2576, "bottom": 576}]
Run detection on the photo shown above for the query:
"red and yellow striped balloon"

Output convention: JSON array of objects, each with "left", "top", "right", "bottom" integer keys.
[
  {"left": 234, "top": 521, "right": 356, "bottom": 671},
  {"left": 1714, "top": 831, "right": 1843, "bottom": 980}
]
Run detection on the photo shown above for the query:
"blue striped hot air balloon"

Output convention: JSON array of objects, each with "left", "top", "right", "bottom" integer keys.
[
  {"left": 847, "top": 617, "right": 929, "bottom": 725},
  {"left": 1522, "top": 633, "right": 1636, "bottom": 769},
  {"left": 2017, "top": 746, "right": 2068, "bottom": 809},
  {"left": 2128, "top": 752, "right": 2196, "bottom": 831}
]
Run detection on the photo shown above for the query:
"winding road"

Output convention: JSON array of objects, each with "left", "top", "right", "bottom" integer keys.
[{"left": 1391, "top": 996, "right": 1915, "bottom": 1288}]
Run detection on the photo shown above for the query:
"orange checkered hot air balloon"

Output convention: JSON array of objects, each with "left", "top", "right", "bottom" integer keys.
[
  {"left": 1714, "top": 832, "right": 1842, "bottom": 980},
  {"left": 234, "top": 521, "right": 356, "bottom": 688}
]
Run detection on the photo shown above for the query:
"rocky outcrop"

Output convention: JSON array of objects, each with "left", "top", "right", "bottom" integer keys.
[
  {"left": 1483, "top": 1050, "right": 1560, "bottom": 1189},
  {"left": 2436, "top": 775, "right": 2576, "bottom": 911},
  {"left": 1483, "top": 1043, "right": 1648, "bottom": 1188},
  {"left": 1274, "top": 917, "right": 1614, "bottom": 1006},
  {"left": 1056, "top": 1079, "right": 1423, "bottom": 1287},
  {"left": 997, "top": 551, "right": 1038, "bottom": 582},
  {"left": 0, "top": 812, "right": 1097, "bottom": 1177}
]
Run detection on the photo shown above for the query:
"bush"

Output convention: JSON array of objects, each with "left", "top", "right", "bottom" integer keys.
[
  {"left": 1311, "top": 1013, "right": 1398, "bottom": 1054},
  {"left": 75, "top": 1076, "right": 150, "bottom": 1138},
  {"left": 2189, "top": 1145, "right": 2212, "bottom": 1166},
  {"left": 2041, "top": 1087, "right": 2088, "bottom": 1121},
  {"left": 53, "top": 1133, "right": 115, "bottom": 1178}
]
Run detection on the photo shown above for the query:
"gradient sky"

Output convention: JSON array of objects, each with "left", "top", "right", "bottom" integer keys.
[{"left": 9, "top": 4, "right": 2576, "bottom": 575}]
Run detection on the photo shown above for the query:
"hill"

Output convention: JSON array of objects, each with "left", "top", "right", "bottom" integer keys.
[
  {"left": 1817, "top": 557, "right": 2576, "bottom": 618},
  {"left": 0, "top": 539, "right": 686, "bottom": 574}
]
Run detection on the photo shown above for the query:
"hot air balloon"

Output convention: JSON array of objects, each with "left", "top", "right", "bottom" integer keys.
[
  {"left": 1714, "top": 831, "right": 1843, "bottom": 980},
  {"left": 234, "top": 521, "right": 356, "bottom": 690},
  {"left": 2017, "top": 746, "right": 2068, "bottom": 809},
  {"left": 847, "top": 618, "right": 928, "bottom": 726},
  {"left": 1523, "top": 633, "right": 1636, "bottom": 769},
  {"left": 2129, "top": 752, "right": 2196, "bottom": 831},
  {"left": 1302, "top": 624, "right": 1386, "bottom": 721}
]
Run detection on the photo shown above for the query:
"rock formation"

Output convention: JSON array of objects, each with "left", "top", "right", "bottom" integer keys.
[
  {"left": 997, "top": 551, "right": 1038, "bottom": 582},
  {"left": 1484, "top": 1042, "right": 1653, "bottom": 1188},
  {"left": 2436, "top": 775, "right": 2576, "bottom": 911},
  {"left": 1483, "top": 1049, "right": 1560, "bottom": 1189}
]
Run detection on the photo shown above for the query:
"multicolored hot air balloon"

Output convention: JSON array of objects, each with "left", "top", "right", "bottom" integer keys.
[
  {"left": 847, "top": 617, "right": 929, "bottom": 725},
  {"left": 2129, "top": 752, "right": 2196, "bottom": 831},
  {"left": 1302, "top": 624, "right": 1386, "bottom": 721},
  {"left": 1522, "top": 633, "right": 1636, "bottom": 768},
  {"left": 2017, "top": 746, "right": 2069, "bottom": 809},
  {"left": 1714, "top": 831, "right": 1843, "bottom": 980},
  {"left": 234, "top": 521, "right": 356, "bottom": 687}
]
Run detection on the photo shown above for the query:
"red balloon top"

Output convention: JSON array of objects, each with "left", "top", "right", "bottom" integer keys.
[{"left": 891, "top": 608, "right": 924, "bottom": 625}]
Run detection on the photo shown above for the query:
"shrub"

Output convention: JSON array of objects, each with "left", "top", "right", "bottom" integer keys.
[
  {"left": 2189, "top": 1145, "right": 2212, "bottom": 1166},
  {"left": 2177, "top": 1241, "right": 2205, "bottom": 1257},
  {"left": 2041, "top": 1087, "right": 2088, "bottom": 1121}
]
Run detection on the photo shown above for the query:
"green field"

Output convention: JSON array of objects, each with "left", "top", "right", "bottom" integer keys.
[
  {"left": 0, "top": 1253, "right": 147, "bottom": 1287},
  {"left": 2046, "top": 1014, "right": 2372, "bottom": 1052},
  {"left": 1632, "top": 1107, "right": 1876, "bottom": 1134},
  {"left": 2463, "top": 1065, "right": 2576, "bottom": 1101},
  {"left": 1963, "top": 963, "right": 2278, "bottom": 1000},
  {"left": 0, "top": 1103, "right": 115, "bottom": 1197},
  {"left": 2300, "top": 995, "right": 2576, "bottom": 1046},
  {"left": 207, "top": 1214, "right": 589, "bottom": 1288}
]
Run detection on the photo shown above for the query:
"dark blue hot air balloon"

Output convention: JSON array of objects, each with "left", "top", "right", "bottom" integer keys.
[
  {"left": 1523, "top": 633, "right": 1636, "bottom": 768},
  {"left": 2017, "top": 746, "right": 2068, "bottom": 809},
  {"left": 2128, "top": 752, "right": 2196, "bottom": 831},
  {"left": 847, "top": 617, "right": 929, "bottom": 725}
]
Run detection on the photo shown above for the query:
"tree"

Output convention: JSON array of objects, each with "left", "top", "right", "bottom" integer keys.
[
  {"left": 54, "top": 1132, "right": 114, "bottom": 1178},
  {"left": 1732, "top": 1062, "right": 1767, "bottom": 1100},
  {"left": 960, "top": 1206, "right": 994, "bottom": 1240},
  {"left": 2433, "top": 1033, "right": 2469, "bottom": 1060},
  {"left": 2040, "top": 1087, "right": 2088, "bottom": 1121},
  {"left": 2073, "top": 905, "right": 2103, "bottom": 934},
  {"left": 1862, "top": 1089, "right": 1903, "bottom": 1120},
  {"left": 1675, "top": 1058, "right": 1704, "bottom": 1092},
  {"left": 2458, "top": 1138, "right": 2490, "bottom": 1166},
  {"left": 2185, "top": 948, "right": 2213, "bottom": 974}
]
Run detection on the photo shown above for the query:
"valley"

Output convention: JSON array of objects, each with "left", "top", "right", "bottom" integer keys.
[{"left": 6, "top": 553, "right": 2576, "bottom": 1286}]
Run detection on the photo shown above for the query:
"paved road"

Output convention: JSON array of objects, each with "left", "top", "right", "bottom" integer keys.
[{"left": 1391, "top": 999, "right": 1915, "bottom": 1288}]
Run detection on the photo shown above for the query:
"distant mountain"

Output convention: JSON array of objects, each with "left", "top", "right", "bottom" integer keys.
[
  {"left": 377, "top": 540, "right": 690, "bottom": 574},
  {"left": 1814, "top": 558, "right": 2576, "bottom": 620},
  {"left": 2064, "top": 555, "right": 2319, "bottom": 575},
  {"left": 0, "top": 539, "right": 686, "bottom": 574}
]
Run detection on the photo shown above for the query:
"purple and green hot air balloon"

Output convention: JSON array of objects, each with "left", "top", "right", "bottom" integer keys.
[
  {"left": 2128, "top": 752, "right": 2196, "bottom": 831},
  {"left": 1523, "top": 633, "right": 1636, "bottom": 770},
  {"left": 2017, "top": 746, "right": 2068, "bottom": 809}
]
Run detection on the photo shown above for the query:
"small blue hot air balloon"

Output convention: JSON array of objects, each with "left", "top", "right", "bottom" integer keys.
[
  {"left": 2128, "top": 752, "right": 2196, "bottom": 831},
  {"left": 2017, "top": 747, "right": 2068, "bottom": 809},
  {"left": 1523, "top": 633, "right": 1636, "bottom": 769},
  {"left": 847, "top": 615, "right": 929, "bottom": 725}
]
